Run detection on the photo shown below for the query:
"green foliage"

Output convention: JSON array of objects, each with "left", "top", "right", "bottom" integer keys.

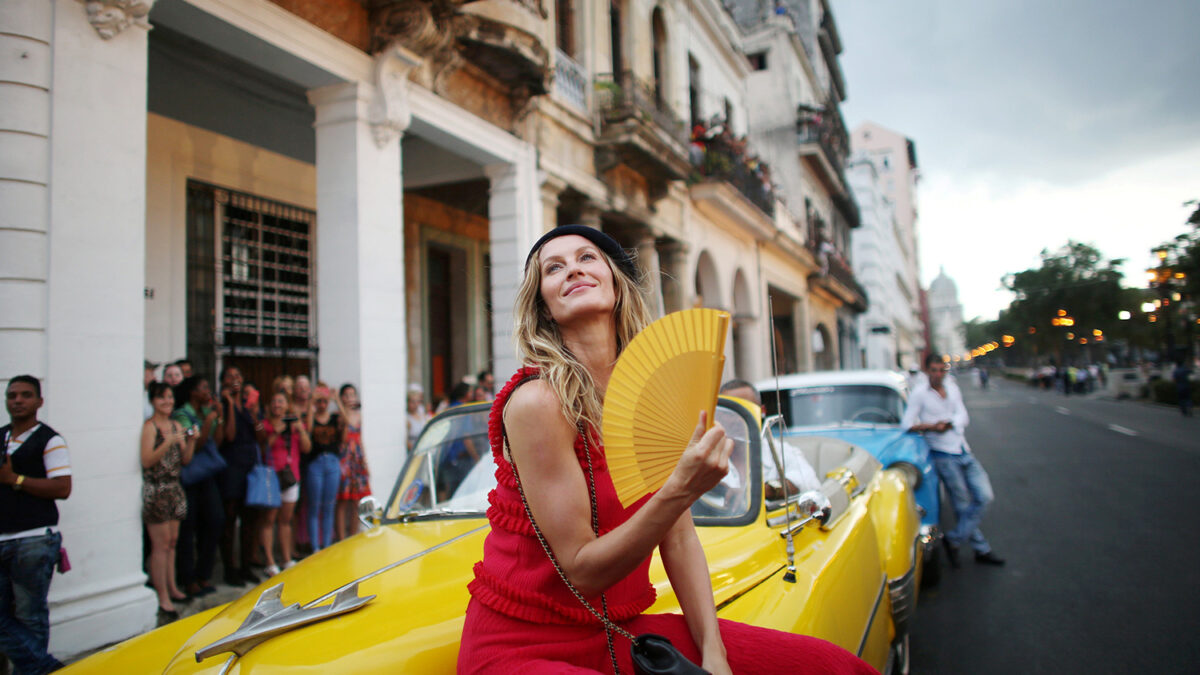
[{"left": 996, "top": 241, "right": 1126, "bottom": 362}]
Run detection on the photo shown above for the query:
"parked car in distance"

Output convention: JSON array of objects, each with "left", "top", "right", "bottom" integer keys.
[
  {"left": 64, "top": 397, "right": 921, "bottom": 674},
  {"left": 757, "top": 369, "right": 944, "bottom": 587}
]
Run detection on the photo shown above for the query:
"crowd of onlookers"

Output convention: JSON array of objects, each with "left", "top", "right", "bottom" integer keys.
[
  {"left": 140, "top": 360, "right": 499, "bottom": 623},
  {"left": 140, "top": 359, "right": 372, "bottom": 623}
]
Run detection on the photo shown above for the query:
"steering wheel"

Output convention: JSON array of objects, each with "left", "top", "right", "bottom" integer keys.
[{"left": 849, "top": 407, "right": 896, "bottom": 423}]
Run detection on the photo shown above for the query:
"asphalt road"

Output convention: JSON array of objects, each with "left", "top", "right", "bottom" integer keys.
[{"left": 908, "top": 377, "right": 1200, "bottom": 674}]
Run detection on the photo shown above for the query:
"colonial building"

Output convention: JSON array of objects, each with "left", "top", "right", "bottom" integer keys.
[
  {"left": 0, "top": 0, "right": 864, "bottom": 657},
  {"left": 850, "top": 121, "right": 924, "bottom": 370}
]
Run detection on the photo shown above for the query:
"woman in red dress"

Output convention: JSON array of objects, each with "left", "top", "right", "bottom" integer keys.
[{"left": 458, "top": 225, "right": 874, "bottom": 674}]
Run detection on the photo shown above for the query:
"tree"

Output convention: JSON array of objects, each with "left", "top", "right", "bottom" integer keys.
[{"left": 1000, "top": 241, "right": 1126, "bottom": 364}]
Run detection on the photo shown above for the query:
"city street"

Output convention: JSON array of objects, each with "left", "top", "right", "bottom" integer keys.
[{"left": 910, "top": 376, "right": 1200, "bottom": 674}]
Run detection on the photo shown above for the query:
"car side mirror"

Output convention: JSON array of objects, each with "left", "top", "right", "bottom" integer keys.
[{"left": 357, "top": 496, "right": 382, "bottom": 530}]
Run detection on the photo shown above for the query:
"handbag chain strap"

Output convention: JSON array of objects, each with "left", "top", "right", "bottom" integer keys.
[{"left": 503, "top": 411, "right": 636, "bottom": 675}]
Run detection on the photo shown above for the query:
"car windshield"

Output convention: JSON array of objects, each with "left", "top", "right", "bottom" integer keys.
[
  {"left": 386, "top": 402, "right": 756, "bottom": 522},
  {"left": 764, "top": 384, "right": 904, "bottom": 428}
]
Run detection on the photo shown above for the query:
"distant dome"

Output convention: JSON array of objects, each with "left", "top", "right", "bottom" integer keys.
[{"left": 929, "top": 267, "right": 958, "bottom": 296}]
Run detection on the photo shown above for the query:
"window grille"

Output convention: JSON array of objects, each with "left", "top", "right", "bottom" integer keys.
[{"left": 196, "top": 182, "right": 317, "bottom": 358}]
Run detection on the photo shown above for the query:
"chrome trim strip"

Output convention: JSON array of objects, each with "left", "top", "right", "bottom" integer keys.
[
  {"left": 303, "top": 524, "right": 489, "bottom": 608},
  {"left": 857, "top": 575, "right": 887, "bottom": 657}
]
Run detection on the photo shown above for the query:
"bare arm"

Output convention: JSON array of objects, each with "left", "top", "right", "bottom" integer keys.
[
  {"left": 294, "top": 421, "right": 312, "bottom": 454},
  {"left": 505, "top": 382, "right": 733, "bottom": 597},
  {"left": 0, "top": 459, "right": 71, "bottom": 499},
  {"left": 178, "top": 421, "right": 196, "bottom": 465},
  {"left": 660, "top": 512, "right": 731, "bottom": 675}
]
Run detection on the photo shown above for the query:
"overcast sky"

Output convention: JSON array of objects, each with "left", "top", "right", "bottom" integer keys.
[{"left": 835, "top": 0, "right": 1200, "bottom": 322}]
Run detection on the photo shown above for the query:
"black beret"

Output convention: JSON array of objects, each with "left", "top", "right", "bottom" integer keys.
[{"left": 525, "top": 224, "right": 638, "bottom": 280}]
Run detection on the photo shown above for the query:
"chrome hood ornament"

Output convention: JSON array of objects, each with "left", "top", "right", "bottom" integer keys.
[{"left": 195, "top": 582, "right": 375, "bottom": 663}]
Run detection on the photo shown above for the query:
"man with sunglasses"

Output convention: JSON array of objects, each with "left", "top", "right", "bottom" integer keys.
[{"left": 902, "top": 354, "right": 1005, "bottom": 568}]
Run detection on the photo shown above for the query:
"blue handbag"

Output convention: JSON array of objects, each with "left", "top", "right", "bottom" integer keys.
[
  {"left": 176, "top": 407, "right": 227, "bottom": 486},
  {"left": 181, "top": 438, "right": 227, "bottom": 486},
  {"left": 245, "top": 446, "right": 281, "bottom": 509}
]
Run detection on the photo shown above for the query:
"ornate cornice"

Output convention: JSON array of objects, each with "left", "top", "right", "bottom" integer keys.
[
  {"left": 369, "top": 42, "right": 423, "bottom": 148},
  {"left": 79, "top": 0, "right": 155, "bottom": 40}
]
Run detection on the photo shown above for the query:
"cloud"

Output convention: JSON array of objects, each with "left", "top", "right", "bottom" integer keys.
[
  {"left": 836, "top": 0, "right": 1200, "bottom": 185},
  {"left": 919, "top": 144, "right": 1200, "bottom": 321}
]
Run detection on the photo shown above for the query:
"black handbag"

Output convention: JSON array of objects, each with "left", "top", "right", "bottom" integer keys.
[
  {"left": 277, "top": 465, "right": 297, "bottom": 491},
  {"left": 503, "top": 395, "right": 709, "bottom": 675}
]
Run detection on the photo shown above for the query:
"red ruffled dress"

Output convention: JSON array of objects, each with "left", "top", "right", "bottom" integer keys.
[{"left": 458, "top": 369, "right": 876, "bottom": 674}]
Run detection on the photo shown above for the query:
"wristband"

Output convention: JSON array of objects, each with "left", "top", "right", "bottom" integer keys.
[{"left": 14, "top": 475, "right": 25, "bottom": 490}]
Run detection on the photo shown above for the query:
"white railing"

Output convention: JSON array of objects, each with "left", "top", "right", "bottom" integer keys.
[{"left": 553, "top": 49, "right": 589, "bottom": 113}]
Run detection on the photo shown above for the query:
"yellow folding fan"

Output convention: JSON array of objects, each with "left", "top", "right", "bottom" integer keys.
[{"left": 602, "top": 308, "right": 731, "bottom": 507}]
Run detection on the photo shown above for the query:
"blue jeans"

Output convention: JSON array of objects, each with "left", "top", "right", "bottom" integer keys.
[
  {"left": 0, "top": 530, "right": 64, "bottom": 675},
  {"left": 931, "top": 451, "right": 994, "bottom": 553},
  {"left": 307, "top": 453, "right": 341, "bottom": 551}
]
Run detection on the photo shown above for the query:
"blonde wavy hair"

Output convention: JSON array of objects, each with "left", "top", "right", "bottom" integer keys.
[{"left": 514, "top": 242, "right": 653, "bottom": 433}]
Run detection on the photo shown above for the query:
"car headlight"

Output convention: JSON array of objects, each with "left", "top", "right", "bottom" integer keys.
[{"left": 888, "top": 461, "right": 923, "bottom": 490}]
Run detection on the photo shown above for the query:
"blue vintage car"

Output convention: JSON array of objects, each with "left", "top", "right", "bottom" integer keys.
[{"left": 756, "top": 370, "right": 944, "bottom": 586}]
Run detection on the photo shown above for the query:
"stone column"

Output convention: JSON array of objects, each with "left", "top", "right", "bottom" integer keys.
[
  {"left": 18, "top": 0, "right": 158, "bottom": 658},
  {"left": 635, "top": 235, "right": 665, "bottom": 318},
  {"left": 308, "top": 79, "right": 407, "bottom": 488},
  {"left": 578, "top": 201, "right": 602, "bottom": 230},
  {"left": 540, "top": 174, "right": 565, "bottom": 232},
  {"left": 485, "top": 151, "right": 542, "bottom": 383},
  {"left": 658, "top": 241, "right": 689, "bottom": 314}
]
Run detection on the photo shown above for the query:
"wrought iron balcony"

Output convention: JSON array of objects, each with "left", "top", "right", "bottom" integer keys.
[
  {"left": 553, "top": 49, "right": 588, "bottom": 113},
  {"left": 796, "top": 103, "right": 850, "bottom": 191},
  {"left": 691, "top": 136, "right": 775, "bottom": 218},
  {"left": 594, "top": 71, "right": 690, "bottom": 198}
]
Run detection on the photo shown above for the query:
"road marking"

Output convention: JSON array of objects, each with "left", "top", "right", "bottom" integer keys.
[
  {"left": 1055, "top": 406, "right": 1071, "bottom": 415},
  {"left": 1108, "top": 424, "right": 1139, "bottom": 437}
]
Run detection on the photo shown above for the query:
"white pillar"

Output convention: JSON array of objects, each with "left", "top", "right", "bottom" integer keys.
[
  {"left": 486, "top": 154, "right": 542, "bottom": 384},
  {"left": 635, "top": 235, "right": 666, "bottom": 318},
  {"left": 34, "top": 0, "right": 157, "bottom": 658},
  {"left": 309, "top": 81, "right": 408, "bottom": 494}
]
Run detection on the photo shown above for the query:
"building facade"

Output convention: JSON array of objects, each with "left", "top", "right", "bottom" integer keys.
[
  {"left": 849, "top": 121, "right": 924, "bottom": 370},
  {"left": 848, "top": 155, "right": 922, "bottom": 370},
  {"left": 0, "top": 0, "right": 864, "bottom": 657}
]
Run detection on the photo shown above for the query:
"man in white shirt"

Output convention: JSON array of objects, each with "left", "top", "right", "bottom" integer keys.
[
  {"left": 901, "top": 355, "right": 1004, "bottom": 567},
  {"left": 720, "top": 380, "right": 823, "bottom": 500},
  {"left": 1, "top": 375, "right": 72, "bottom": 674}
]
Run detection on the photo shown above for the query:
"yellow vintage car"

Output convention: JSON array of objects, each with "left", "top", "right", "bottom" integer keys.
[{"left": 65, "top": 398, "right": 921, "bottom": 674}]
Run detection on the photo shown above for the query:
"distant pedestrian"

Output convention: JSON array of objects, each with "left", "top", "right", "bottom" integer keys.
[
  {"left": 215, "top": 367, "right": 261, "bottom": 587},
  {"left": 140, "top": 381, "right": 195, "bottom": 621},
  {"left": 902, "top": 354, "right": 1005, "bottom": 568},
  {"left": 172, "top": 375, "right": 223, "bottom": 600},
  {"left": 1, "top": 375, "right": 71, "bottom": 675},
  {"left": 1173, "top": 361, "right": 1194, "bottom": 417},
  {"left": 306, "top": 384, "right": 343, "bottom": 551},
  {"left": 335, "top": 384, "right": 370, "bottom": 541}
]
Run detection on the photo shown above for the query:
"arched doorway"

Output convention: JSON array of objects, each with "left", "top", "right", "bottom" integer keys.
[
  {"left": 813, "top": 323, "right": 835, "bottom": 371},
  {"left": 693, "top": 250, "right": 722, "bottom": 309},
  {"left": 732, "top": 269, "right": 754, "bottom": 379}
]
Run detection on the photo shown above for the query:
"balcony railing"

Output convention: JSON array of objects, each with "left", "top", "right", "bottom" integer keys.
[
  {"left": 594, "top": 71, "right": 688, "bottom": 147},
  {"left": 553, "top": 49, "right": 588, "bottom": 113},
  {"left": 796, "top": 103, "right": 850, "bottom": 181},
  {"left": 808, "top": 236, "right": 867, "bottom": 306},
  {"left": 691, "top": 134, "right": 775, "bottom": 217}
]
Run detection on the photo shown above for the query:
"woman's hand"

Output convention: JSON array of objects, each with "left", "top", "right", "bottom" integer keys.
[{"left": 661, "top": 410, "right": 734, "bottom": 502}]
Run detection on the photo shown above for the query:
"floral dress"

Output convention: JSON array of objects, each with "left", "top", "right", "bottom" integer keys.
[
  {"left": 143, "top": 424, "right": 187, "bottom": 524},
  {"left": 337, "top": 423, "right": 371, "bottom": 500}
]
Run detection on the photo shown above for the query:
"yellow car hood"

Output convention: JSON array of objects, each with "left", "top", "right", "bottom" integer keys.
[{"left": 175, "top": 519, "right": 487, "bottom": 674}]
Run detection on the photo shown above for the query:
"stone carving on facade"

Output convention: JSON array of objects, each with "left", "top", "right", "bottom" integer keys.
[
  {"left": 79, "top": 0, "right": 155, "bottom": 40},
  {"left": 369, "top": 42, "right": 423, "bottom": 148}
]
